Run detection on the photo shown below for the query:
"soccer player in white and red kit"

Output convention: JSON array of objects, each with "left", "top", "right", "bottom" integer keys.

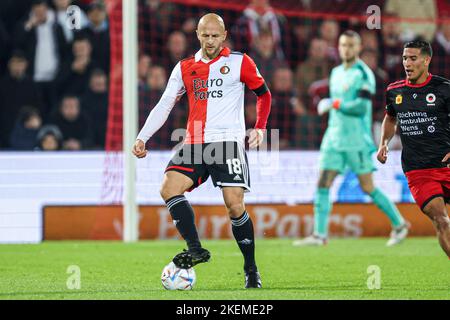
[
  {"left": 132, "top": 13, "right": 271, "bottom": 287},
  {"left": 378, "top": 40, "right": 450, "bottom": 258}
]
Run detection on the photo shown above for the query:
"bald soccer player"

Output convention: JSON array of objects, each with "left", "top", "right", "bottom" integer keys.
[{"left": 132, "top": 14, "right": 271, "bottom": 288}]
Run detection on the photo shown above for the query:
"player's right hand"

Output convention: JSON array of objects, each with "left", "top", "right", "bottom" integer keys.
[
  {"left": 132, "top": 139, "right": 147, "bottom": 158},
  {"left": 317, "top": 98, "right": 333, "bottom": 116},
  {"left": 441, "top": 152, "right": 450, "bottom": 168},
  {"left": 377, "top": 145, "right": 388, "bottom": 164}
]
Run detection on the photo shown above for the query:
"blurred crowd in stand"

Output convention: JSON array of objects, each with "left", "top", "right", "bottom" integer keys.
[{"left": 1, "top": 0, "right": 449, "bottom": 151}]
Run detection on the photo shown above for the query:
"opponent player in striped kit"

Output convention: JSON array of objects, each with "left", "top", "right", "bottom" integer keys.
[{"left": 132, "top": 13, "right": 271, "bottom": 288}]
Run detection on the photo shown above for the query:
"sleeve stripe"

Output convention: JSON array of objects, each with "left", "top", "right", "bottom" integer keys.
[
  {"left": 358, "top": 89, "right": 372, "bottom": 99},
  {"left": 252, "top": 83, "right": 269, "bottom": 96}
]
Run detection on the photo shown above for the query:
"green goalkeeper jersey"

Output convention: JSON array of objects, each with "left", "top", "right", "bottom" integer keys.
[{"left": 320, "top": 59, "right": 376, "bottom": 152}]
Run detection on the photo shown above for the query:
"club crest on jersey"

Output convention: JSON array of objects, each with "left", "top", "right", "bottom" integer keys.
[
  {"left": 426, "top": 93, "right": 436, "bottom": 106},
  {"left": 395, "top": 95, "right": 402, "bottom": 104},
  {"left": 220, "top": 65, "right": 230, "bottom": 74}
]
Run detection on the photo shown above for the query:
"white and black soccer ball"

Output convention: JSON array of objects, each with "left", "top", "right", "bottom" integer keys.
[{"left": 161, "top": 262, "right": 196, "bottom": 290}]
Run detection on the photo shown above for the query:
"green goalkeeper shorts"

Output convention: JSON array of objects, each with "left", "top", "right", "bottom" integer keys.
[{"left": 319, "top": 148, "right": 376, "bottom": 175}]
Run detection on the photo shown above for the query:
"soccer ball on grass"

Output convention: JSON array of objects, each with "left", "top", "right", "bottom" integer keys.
[{"left": 161, "top": 261, "right": 196, "bottom": 290}]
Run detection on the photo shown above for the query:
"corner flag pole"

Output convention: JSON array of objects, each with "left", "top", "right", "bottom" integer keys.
[{"left": 122, "top": 0, "right": 139, "bottom": 242}]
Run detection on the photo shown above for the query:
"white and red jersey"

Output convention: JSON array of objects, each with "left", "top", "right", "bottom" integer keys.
[{"left": 137, "top": 47, "right": 270, "bottom": 145}]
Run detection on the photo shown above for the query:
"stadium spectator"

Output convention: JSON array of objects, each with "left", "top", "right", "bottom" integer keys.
[
  {"left": 295, "top": 77, "right": 328, "bottom": 150},
  {"left": 0, "top": 0, "right": 34, "bottom": 35},
  {"left": 360, "top": 48, "right": 388, "bottom": 122},
  {"left": 76, "top": 1, "right": 110, "bottom": 73},
  {"left": 0, "top": 19, "right": 10, "bottom": 75},
  {"left": 139, "top": 65, "right": 185, "bottom": 149},
  {"left": 318, "top": 19, "right": 340, "bottom": 64},
  {"left": 36, "top": 124, "right": 63, "bottom": 151},
  {"left": 0, "top": 51, "right": 43, "bottom": 148},
  {"left": 431, "top": 16, "right": 450, "bottom": 77},
  {"left": 384, "top": 0, "right": 437, "bottom": 42},
  {"left": 179, "top": 6, "right": 209, "bottom": 55},
  {"left": 138, "top": 0, "right": 180, "bottom": 60},
  {"left": 141, "top": 64, "right": 167, "bottom": 122},
  {"left": 56, "top": 35, "right": 97, "bottom": 97},
  {"left": 162, "top": 31, "right": 188, "bottom": 74},
  {"left": 81, "top": 69, "right": 108, "bottom": 149},
  {"left": 268, "top": 67, "right": 300, "bottom": 149},
  {"left": 360, "top": 29, "right": 380, "bottom": 51},
  {"left": 49, "top": 95, "right": 93, "bottom": 150},
  {"left": 285, "top": 18, "right": 312, "bottom": 69},
  {"left": 380, "top": 13, "right": 404, "bottom": 80},
  {"left": 53, "top": 0, "right": 88, "bottom": 43},
  {"left": 250, "top": 28, "right": 287, "bottom": 87},
  {"left": 9, "top": 106, "right": 43, "bottom": 150},
  {"left": 223, "top": 38, "right": 234, "bottom": 51},
  {"left": 1, "top": 0, "right": 450, "bottom": 153},
  {"left": 232, "top": 0, "right": 287, "bottom": 59},
  {"left": 13, "top": 0, "right": 68, "bottom": 112},
  {"left": 146, "top": 65, "right": 167, "bottom": 91},
  {"left": 295, "top": 38, "right": 331, "bottom": 114},
  {"left": 138, "top": 53, "right": 152, "bottom": 88}
]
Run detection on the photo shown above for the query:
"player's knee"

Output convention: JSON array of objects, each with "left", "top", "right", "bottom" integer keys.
[
  {"left": 159, "top": 183, "right": 182, "bottom": 201},
  {"left": 318, "top": 179, "right": 332, "bottom": 189},
  {"left": 361, "top": 183, "right": 374, "bottom": 194},
  {"left": 431, "top": 215, "right": 450, "bottom": 232},
  {"left": 423, "top": 204, "right": 450, "bottom": 230},
  {"left": 318, "top": 171, "right": 336, "bottom": 188},
  {"left": 226, "top": 203, "right": 245, "bottom": 218},
  {"left": 159, "top": 185, "right": 170, "bottom": 201}
]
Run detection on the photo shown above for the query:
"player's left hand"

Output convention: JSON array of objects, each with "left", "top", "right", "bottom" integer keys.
[
  {"left": 441, "top": 152, "right": 450, "bottom": 168},
  {"left": 249, "top": 129, "right": 264, "bottom": 149}
]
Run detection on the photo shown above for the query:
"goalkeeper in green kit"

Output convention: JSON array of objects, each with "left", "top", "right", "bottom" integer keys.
[{"left": 293, "top": 31, "right": 409, "bottom": 247}]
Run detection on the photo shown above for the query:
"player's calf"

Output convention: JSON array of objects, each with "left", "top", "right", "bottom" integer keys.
[{"left": 423, "top": 198, "right": 450, "bottom": 257}]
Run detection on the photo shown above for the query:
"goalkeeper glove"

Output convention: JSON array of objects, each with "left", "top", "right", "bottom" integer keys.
[{"left": 317, "top": 98, "right": 341, "bottom": 115}]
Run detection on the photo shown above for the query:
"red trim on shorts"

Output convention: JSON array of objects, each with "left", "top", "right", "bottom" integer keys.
[{"left": 166, "top": 166, "right": 194, "bottom": 173}]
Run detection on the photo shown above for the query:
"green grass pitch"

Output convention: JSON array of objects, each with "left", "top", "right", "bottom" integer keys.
[{"left": 0, "top": 238, "right": 448, "bottom": 300}]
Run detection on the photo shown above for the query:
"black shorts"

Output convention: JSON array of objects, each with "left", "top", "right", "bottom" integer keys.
[{"left": 165, "top": 141, "right": 250, "bottom": 192}]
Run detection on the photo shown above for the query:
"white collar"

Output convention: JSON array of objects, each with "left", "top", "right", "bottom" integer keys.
[{"left": 194, "top": 49, "right": 203, "bottom": 62}]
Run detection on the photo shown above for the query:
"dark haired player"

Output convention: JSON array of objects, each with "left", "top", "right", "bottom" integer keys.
[{"left": 378, "top": 40, "right": 450, "bottom": 258}]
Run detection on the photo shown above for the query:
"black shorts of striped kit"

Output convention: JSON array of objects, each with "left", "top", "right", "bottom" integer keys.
[{"left": 165, "top": 141, "right": 251, "bottom": 192}]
